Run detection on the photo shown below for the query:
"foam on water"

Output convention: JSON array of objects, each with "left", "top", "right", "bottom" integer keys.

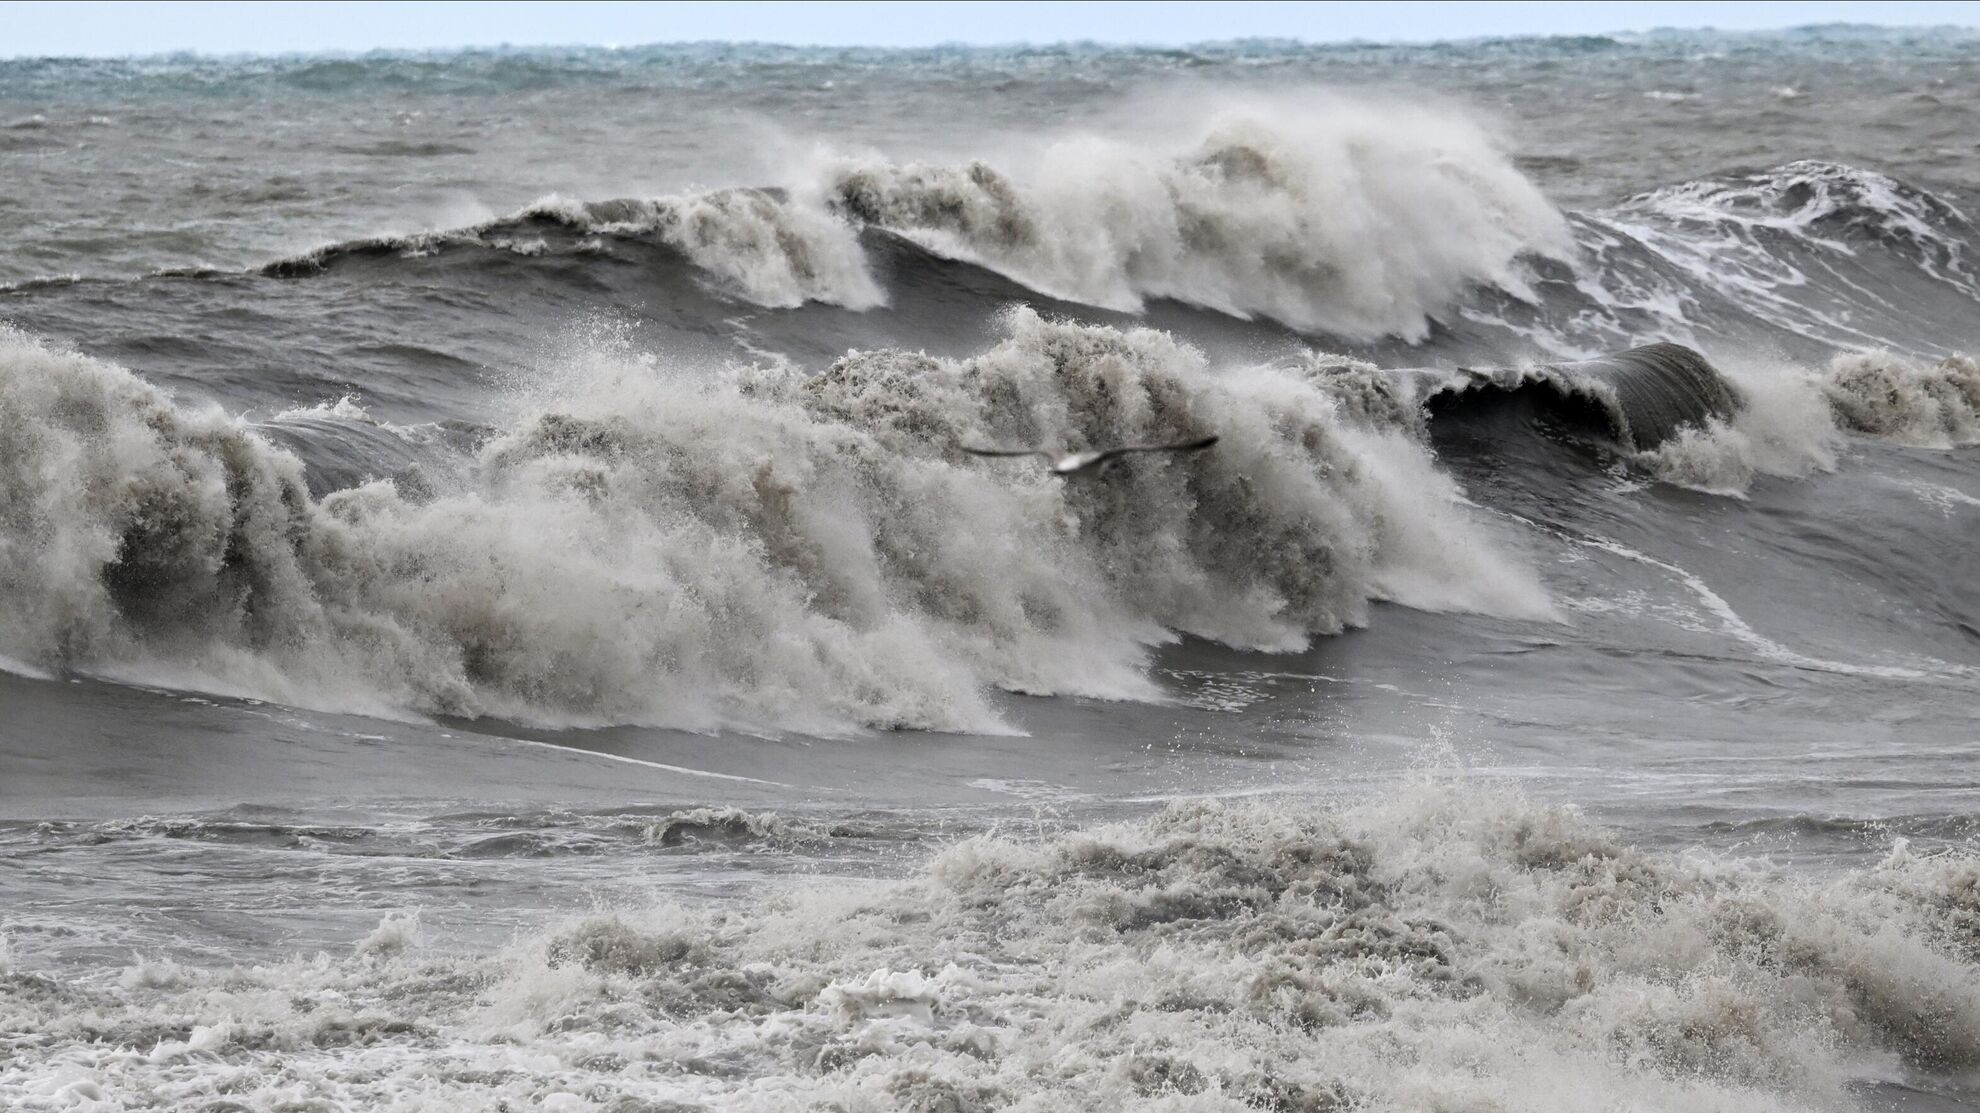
[
  {"left": 0, "top": 316, "right": 1545, "bottom": 733},
  {"left": 1819, "top": 352, "right": 1980, "bottom": 449},
  {"left": 1642, "top": 357, "right": 1844, "bottom": 496},
  {"left": 7, "top": 781, "right": 1980, "bottom": 1111},
  {"left": 1644, "top": 349, "right": 1980, "bottom": 496}
]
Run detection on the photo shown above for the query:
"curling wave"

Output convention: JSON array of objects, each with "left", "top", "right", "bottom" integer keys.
[{"left": 1419, "top": 342, "right": 1742, "bottom": 450}]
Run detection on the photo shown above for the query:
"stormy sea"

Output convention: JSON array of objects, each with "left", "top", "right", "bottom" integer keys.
[{"left": 4, "top": 26, "right": 1980, "bottom": 1112}]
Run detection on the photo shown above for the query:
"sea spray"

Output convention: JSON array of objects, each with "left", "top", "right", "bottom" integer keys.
[{"left": 822, "top": 98, "right": 1573, "bottom": 339}]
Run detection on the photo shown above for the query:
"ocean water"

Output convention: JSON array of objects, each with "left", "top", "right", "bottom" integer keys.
[{"left": 3, "top": 26, "right": 1980, "bottom": 1112}]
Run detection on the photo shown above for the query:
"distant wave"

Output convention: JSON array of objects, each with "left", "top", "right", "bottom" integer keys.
[
  {"left": 265, "top": 186, "right": 883, "bottom": 311},
  {"left": 255, "top": 100, "right": 1574, "bottom": 342},
  {"left": 1579, "top": 160, "right": 1980, "bottom": 355},
  {"left": 242, "top": 153, "right": 1980, "bottom": 367}
]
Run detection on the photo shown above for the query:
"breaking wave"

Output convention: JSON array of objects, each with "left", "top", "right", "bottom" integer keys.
[
  {"left": 821, "top": 99, "right": 1572, "bottom": 340},
  {"left": 9, "top": 781, "right": 1980, "bottom": 1110},
  {"left": 1420, "top": 342, "right": 1742, "bottom": 450},
  {"left": 1640, "top": 361, "right": 1842, "bottom": 497},
  {"left": 1645, "top": 349, "right": 1980, "bottom": 496},
  {"left": 0, "top": 315, "right": 1547, "bottom": 733}
]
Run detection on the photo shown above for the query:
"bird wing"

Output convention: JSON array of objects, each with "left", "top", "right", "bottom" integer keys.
[
  {"left": 958, "top": 445, "right": 1049, "bottom": 459},
  {"left": 1095, "top": 434, "right": 1220, "bottom": 463}
]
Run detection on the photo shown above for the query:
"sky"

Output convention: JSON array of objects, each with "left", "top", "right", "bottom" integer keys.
[{"left": 4, "top": 0, "right": 1979, "bottom": 57}]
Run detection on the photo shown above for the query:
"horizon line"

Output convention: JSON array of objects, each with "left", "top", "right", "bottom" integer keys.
[{"left": 5, "top": 20, "right": 1978, "bottom": 64}]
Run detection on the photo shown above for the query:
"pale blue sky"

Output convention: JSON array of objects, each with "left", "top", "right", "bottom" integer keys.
[{"left": 4, "top": 1, "right": 1978, "bottom": 57}]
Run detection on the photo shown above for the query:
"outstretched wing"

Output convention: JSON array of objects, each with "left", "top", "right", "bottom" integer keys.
[
  {"left": 958, "top": 444, "right": 1048, "bottom": 459},
  {"left": 1093, "top": 434, "right": 1220, "bottom": 464}
]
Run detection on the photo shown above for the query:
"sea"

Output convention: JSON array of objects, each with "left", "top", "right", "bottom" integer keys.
[{"left": 3, "top": 25, "right": 1980, "bottom": 1112}]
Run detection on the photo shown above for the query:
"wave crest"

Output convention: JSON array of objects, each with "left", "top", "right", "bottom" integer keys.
[
  {"left": 269, "top": 186, "right": 882, "bottom": 310},
  {"left": 525, "top": 188, "right": 883, "bottom": 309}
]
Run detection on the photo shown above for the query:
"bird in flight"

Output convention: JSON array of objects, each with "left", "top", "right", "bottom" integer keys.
[{"left": 959, "top": 434, "right": 1219, "bottom": 477}]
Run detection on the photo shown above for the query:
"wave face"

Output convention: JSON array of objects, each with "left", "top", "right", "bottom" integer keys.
[
  {"left": 10, "top": 783, "right": 1980, "bottom": 1110},
  {"left": 0, "top": 317, "right": 1548, "bottom": 732}
]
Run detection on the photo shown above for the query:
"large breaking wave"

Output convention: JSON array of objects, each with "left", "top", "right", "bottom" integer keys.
[
  {"left": 0, "top": 315, "right": 1550, "bottom": 733},
  {"left": 6, "top": 297, "right": 1965, "bottom": 730},
  {"left": 818, "top": 99, "right": 1573, "bottom": 340}
]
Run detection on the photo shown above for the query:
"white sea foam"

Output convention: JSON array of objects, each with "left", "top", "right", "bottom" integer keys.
[
  {"left": 1819, "top": 351, "right": 1980, "bottom": 448},
  {"left": 0, "top": 317, "right": 1544, "bottom": 733},
  {"left": 1909, "top": 481, "right": 1980, "bottom": 516},
  {"left": 1642, "top": 357, "right": 1842, "bottom": 496},
  {"left": 270, "top": 394, "right": 378, "bottom": 424},
  {"left": 353, "top": 911, "right": 422, "bottom": 958},
  {"left": 1645, "top": 349, "right": 1980, "bottom": 495},
  {"left": 7, "top": 781, "right": 1980, "bottom": 1110}
]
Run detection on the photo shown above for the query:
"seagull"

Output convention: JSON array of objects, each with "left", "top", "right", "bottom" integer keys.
[{"left": 959, "top": 434, "right": 1219, "bottom": 477}]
